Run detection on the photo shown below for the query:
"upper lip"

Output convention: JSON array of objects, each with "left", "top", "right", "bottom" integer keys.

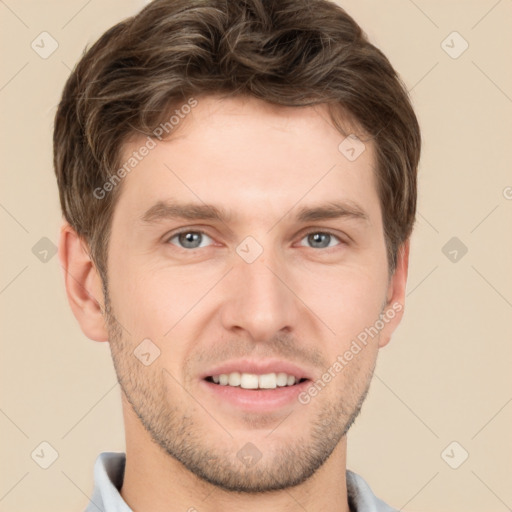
[{"left": 200, "top": 359, "right": 314, "bottom": 381}]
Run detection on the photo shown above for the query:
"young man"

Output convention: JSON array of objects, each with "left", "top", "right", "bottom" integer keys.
[{"left": 54, "top": 0, "right": 420, "bottom": 510}]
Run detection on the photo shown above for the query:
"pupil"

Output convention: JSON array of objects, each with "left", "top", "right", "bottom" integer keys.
[
  {"left": 309, "top": 233, "right": 329, "bottom": 248},
  {"left": 180, "top": 232, "right": 200, "bottom": 248}
]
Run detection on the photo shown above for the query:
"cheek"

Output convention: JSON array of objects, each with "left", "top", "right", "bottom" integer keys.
[
  {"left": 297, "top": 265, "right": 387, "bottom": 341},
  {"left": 108, "top": 259, "right": 221, "bottom": 343}
]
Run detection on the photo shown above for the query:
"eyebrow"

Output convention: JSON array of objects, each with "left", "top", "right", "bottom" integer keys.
[
  {"left": 140, "top": 199, "right": 370, "bottom": 225},
  {"left": 295, "top": 201, "right": 369, "bottom": 224},
  {"left": 141, "top": 201, "right": 232, "bottom": 224}
]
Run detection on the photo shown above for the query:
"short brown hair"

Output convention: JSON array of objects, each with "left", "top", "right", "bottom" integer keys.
[{"left": 53, "top": 0, "right": 421, "bottom": 280}]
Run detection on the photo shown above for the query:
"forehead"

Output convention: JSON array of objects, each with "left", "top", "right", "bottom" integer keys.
[{"left": 113, "top": 95, "right": 379, "bottom": 226}]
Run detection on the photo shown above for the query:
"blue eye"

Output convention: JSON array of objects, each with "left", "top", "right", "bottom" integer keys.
[
  {"left": 167, "top": 231, "right": 214, "bottom": 249},
  {"left": 165, "top": 229, "right": 344, "bottom": 251},
  {"left": 299, "top": 231, "right": 342, "bottom": 249}
]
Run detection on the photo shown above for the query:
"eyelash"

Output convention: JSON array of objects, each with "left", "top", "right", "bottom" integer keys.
[{"left": 165, "top": 228, "right": 346, "bottom": 251}]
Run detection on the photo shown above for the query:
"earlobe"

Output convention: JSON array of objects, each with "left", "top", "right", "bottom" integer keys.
[
  {"left": 378, "top": 240, "right": 410, "bottom": 348},
  {"left": 58, "top": 222, "right": 109, "bottom": 342}
]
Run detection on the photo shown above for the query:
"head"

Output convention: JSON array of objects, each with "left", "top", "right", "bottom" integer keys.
[{"left": 55, "top": 0, "right": 420, "bottom": 494}]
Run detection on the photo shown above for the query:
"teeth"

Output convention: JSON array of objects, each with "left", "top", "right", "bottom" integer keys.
[
  {"left": 210, "top": 372, "right": 301, "bottom": 389},
  {"left": 228, "top": 372, "right": 241, "bottom": 386},
  {"left": 287, "top": 374, "right": 296, "bottom": 386},
  {"left": 258, "top": 373, "right": 276, "bottom": 389},
  {"left": 240, "top": 373, "right": 259, "bottom": 389},
  {"left": 276, "top": 372, "right": 288, "bottom": 387}
]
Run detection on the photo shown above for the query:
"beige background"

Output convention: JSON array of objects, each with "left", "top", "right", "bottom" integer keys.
[{"left": 1, "top": 0, "right": 511, "bottom": 511}]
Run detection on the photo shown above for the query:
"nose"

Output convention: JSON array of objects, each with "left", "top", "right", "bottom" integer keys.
[{"left": 219, "top": 247, "right": 301, "bottom": 342}]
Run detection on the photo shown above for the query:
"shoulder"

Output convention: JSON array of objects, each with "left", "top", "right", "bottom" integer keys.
[{"left": 346, "top": 469, "right": 399, "bottom": 512}]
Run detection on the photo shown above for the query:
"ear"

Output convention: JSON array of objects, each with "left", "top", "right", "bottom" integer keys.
[
  {"left": 58, "top": 222, "right": 109, "bottom": 342},
  {"left": 378, "top": 239, "right": 410, "bottom": 348}
]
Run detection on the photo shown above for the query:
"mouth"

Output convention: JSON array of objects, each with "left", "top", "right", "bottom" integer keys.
[
  {"left": 200, "top": 372, "right": 312, "bottom": 413},
  {"left": 203, "top": 373, "right": 310, "bottom": 390},
  {"left": 198, "top": 359, "right": 314, "bottom": 412}
]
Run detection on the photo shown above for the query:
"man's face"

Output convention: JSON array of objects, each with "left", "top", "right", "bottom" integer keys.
[{"left": 104, "top": 95, "right": 400, "bottom": 492}]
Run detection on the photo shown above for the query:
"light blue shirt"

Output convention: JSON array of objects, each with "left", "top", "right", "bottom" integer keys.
[{"left": 84, "top": 452, "right": 399, "bottom": 512}]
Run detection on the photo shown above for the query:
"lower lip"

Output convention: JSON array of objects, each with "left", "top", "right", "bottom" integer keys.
[{"left": 199, "top": 379, "right": 310, "bottom": 413}]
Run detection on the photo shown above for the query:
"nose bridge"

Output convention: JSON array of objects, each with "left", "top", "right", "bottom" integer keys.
[{"left": 220, "top": 244, "right": 297, "bottom": 339}]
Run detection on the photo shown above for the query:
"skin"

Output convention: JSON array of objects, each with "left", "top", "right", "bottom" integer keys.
[{"left": 59, "top": 94, "right": 409, "bottom": 512}]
